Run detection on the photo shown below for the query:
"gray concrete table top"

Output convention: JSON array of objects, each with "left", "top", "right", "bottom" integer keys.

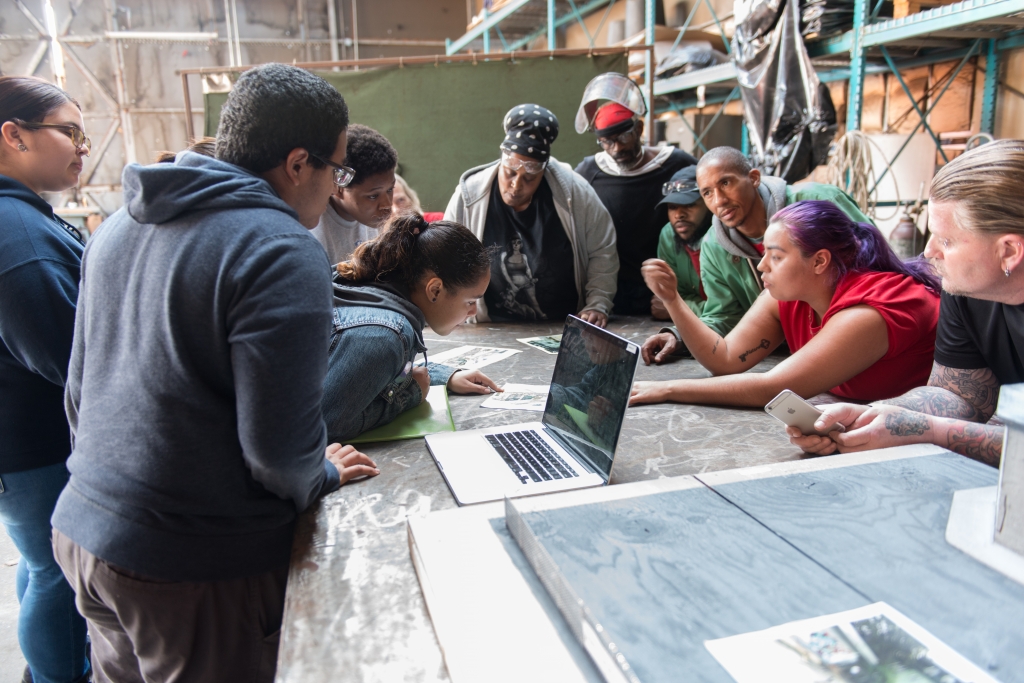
[{"left": 274, "top": 316, "right": 814, "bottom": 683}]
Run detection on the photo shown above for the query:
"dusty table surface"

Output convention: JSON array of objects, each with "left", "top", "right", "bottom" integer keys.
[{"left": 275, "top": 316, "right": 814, "bottom": 683}]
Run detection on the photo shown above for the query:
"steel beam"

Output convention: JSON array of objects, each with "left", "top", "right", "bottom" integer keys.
[
  {"left": 980, "top": 37, "right": 998, "bottom": 133},
  {"left": 846, "top": 0, "right": 869, "bottom": 130},
  {"left": 862, "top": 0, "right": 1024, "bottom": 46},
  {"left": 880, "top": 45, "right": 950, "bottom": 162},
  {"left": 654, "top": 62, "right": 737, "bottom": 95},
  {"left": 548, "top": 0, "right": 556, "bottom": 50},
  {"left": 645, "top": 0, "right": 655, "bottom": 143},
  {"left": 507, "top": 0, "right": 614, "bottom": 51},
  {"left": 446, "top": 0, "right": 531, "bottom": 54}
]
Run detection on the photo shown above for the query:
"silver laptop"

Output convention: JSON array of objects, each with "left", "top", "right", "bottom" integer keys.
[{"left": 425, "top": 315, "right": 640, "bottom": 506}]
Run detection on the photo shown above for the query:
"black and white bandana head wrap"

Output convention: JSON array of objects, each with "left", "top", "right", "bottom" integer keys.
[{"left": 500, "top": 104, "right": 559, "bottom": 162}]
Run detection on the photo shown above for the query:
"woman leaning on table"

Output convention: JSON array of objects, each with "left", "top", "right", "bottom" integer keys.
[
  {"left": 0, "top": 76, "right": 91, "bottom": 683},
  {"left": 789, "top": 140, "right": 1024, "bottom": 468},
  {"left": 630, "top": 200, "right": 941, "bottom": 410}
]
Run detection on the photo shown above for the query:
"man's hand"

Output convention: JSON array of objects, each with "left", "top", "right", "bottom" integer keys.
[
  {"left": 629, "top": 381, "right": 669, "bottom": 406},
  {"left": 650, "top": 296, "right": 670, "bottom": 321},
  {"left": 325, "top": 443, "right": 379, "bottom": 485},
  {"left": 578, "top": 309, "right": 608, "bottom": 328},
  {"left": 641, "top": 332, "right": 678, "bottom": 365},
  {"left": 641, "top": 259, "right": 680, "bottom": 303},
  {"left": 411, "top": 366, "right": 429, "bottom": 403},
  {"left": 448, "top": 369, "right": 502, "bottom": 395},
  {"left": 785, "top": 403, "right": 930, "bottom": 455}
]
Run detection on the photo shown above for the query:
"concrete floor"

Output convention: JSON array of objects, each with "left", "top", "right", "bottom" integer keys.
[{"left": 0, "top": 526, "right": 26, "bottom": 682}]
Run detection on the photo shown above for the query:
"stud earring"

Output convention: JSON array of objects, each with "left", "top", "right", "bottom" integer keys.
[
  {"left": 432, "top": 297, "right": 437, "bottom": 302},
  {"left": 17, "top": 144, "right": 27, "bottom": 151}
]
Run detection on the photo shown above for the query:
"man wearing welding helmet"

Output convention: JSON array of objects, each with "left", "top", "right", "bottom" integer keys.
[{"left": 575, "top": 73, "right": 697, "bottom": 316}]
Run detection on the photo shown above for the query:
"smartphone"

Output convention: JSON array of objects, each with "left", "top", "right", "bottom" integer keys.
[{"left": 764, "top": 390, "right": 833, "bottom": 436}]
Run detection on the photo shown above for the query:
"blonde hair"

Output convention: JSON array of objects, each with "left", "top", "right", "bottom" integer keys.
[
  {"left": 930, "top": 139, "right": 1024, "bottom": 237},
  {"left": 393, "top": 173, "right": 423, "bottom": 215}
]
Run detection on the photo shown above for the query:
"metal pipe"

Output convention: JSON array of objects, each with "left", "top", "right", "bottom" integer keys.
[
  {"left": 327, "top": 0, "right": 340, "bottom": 64},
  {"left": 104, "top": 30, "right": 218, "bottom": 41},
  {"left": 103, "top": 0, "right": 136, "bottom": 164},
  {"left": 351, "top": 0, "right": 359, "bottom": 63},
  {"left": 297, "top": 0, "right": 309, "bottom": 62},
  {"left": 42, "top": 0, "right": 67, "bottom": 87},
  {"left": 222, "top": 0, "right": 235, "bottom": 66},
  {"left": 230, "top": 0, "right": 242, "bottom": 66},
  {"left": 548, "top": 0, "right": 556, "bottom": 50},
  {"left": 182, "top": 72, "right": 195, "bottom": 140},
  {"left": 645, "top": 0, "right": 655, "bottom": 144}
]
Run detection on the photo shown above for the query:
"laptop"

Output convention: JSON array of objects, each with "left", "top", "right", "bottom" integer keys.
[{"left": 425, "top": 315, "right": 640, "bottom": 506}]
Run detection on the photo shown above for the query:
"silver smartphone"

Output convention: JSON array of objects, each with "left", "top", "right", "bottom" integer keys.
[{"left": 764, "top": 390, "right": 832, "bottom": 436}]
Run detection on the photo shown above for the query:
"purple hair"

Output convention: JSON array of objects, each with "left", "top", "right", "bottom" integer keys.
[{"left": 772, "top": 200, "right": 940, "bottom": 293}]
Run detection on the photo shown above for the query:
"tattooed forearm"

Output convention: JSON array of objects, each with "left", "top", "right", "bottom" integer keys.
[
  {"left": 926, "top": 363, "right": 999, "bottom": 421},
  {"left": 879, "top": 387, "right": 984, "bottom": 421},
  {"left": 946, "top": 422, "right": 1003, "bottom": 467},
  {"left": 712, "top": 338, "right": 721, "bottom": 355},
  {"left": 884, "top": 412, "right": 930, "bottom": 437},
  {"left": 738, "top": 338, "right": 770, "bottom": 363}
]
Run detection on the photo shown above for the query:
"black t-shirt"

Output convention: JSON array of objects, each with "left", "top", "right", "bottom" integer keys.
[
  {"left": 934, "top": 291, "right": 1024, "bottom": 384},
  {"left": 575, "top": 148, "right": 697, "bottom": 286},
  {"left": 482, "top": 178, "right": 578, "bottom": 322}
]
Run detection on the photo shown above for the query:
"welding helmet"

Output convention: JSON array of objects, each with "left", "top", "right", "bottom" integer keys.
[{"left": 574, "top": 72, "right": 648, "bottom": 134}]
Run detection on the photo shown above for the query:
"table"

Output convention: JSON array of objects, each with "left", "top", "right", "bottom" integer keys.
[{"left": 274, "top": 317, "right": 812, "bottom": 683}]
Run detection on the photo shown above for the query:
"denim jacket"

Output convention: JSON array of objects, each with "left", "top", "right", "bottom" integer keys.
[{"left": 322, "top": 280, "right": 458, "bottom": 443}]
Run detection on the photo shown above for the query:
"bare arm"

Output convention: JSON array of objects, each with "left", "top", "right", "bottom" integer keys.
[{"left": 631, "top": 304, "right": 890, "bottom": 408}]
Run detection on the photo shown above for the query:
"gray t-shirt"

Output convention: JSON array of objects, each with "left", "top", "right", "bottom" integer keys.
[{"left": 311, "top": 201, "right": 378, "bottom": 265}]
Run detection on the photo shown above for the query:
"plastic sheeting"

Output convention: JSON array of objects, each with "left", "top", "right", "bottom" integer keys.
[
  {"left": 733, "top": 0, "right": 837, "bottom": 181},
  {"left": 800, "top": 0, "right": 856, "bottom": 39},
  {"left": 655, "top": 43, "right": 731, "bottom": 80}
]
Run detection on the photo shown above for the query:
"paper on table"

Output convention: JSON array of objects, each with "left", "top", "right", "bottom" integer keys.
[
  {"left": 481, "top": 383, "right": 550, "bottom": 412},
  {"left": 347, "top": 386, "right": 454, "bottom": 443},
  {"left": 517, "top": 334, "right": 562, "bottom": 354},
  {"left": 417, "top": 345, "right": 520, "bottom": 370},
  {"left": 704, "top": 602, "right": 999, "bottom": 683}
]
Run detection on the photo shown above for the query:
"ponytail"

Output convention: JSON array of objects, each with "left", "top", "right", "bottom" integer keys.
[
  {"left": 774, "top": 200, "right": 940, "bottom": 293},
  {"left": 337, "top": 211, "right": 490, "bottom": 290}
]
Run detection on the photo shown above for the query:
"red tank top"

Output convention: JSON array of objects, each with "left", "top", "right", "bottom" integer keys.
[{"left": 778, "top": 270, "right": 939, "bottom": 401}]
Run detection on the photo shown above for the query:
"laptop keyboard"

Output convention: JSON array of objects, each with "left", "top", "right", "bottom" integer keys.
[{"left": 485, "top": 431, "right": 579, "bottom": 485}]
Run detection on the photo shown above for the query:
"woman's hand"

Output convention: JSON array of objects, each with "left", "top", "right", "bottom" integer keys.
[
  {"left": 578, "top": 309, "right": 608, "bottom": 328},
  {"left": 447, "top": 369, "right": 502, "bottom": 395},
  {"left": 411, "top": 366, "right": 430, "bottom": 403},
  {"left": 629, "top": 381, "right": 672, "bottom": 405},
  {"left": 326, "top": 443, "right": 380, "bottom": 485}
]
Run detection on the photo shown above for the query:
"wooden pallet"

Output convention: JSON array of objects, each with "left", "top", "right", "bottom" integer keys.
[{"left": 894, "top": 0, "right": 962, "bottom": 19}]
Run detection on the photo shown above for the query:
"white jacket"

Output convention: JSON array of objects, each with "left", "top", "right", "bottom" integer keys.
[{"left": 444, "top": 158, "right": 619, "bottom": 322}]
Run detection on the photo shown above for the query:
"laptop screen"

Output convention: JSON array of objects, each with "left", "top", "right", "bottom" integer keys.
[{"left": 541, "top": 316, "right": 639, "bottom": 478}]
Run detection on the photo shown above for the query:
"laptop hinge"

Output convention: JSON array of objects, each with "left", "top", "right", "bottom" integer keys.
[{"left": 543, "top": 426, "right": 603, "bottom": 479}]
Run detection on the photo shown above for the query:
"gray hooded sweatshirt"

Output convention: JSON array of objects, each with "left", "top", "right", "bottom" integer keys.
[
  {"left": 52, "top": 152, "right": 339, "bottom": 581},
  {"left": 444, "top": 158, "right": 619, "bottom": 321}
]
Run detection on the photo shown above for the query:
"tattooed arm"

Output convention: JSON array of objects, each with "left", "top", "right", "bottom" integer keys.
[
  {"left": 787, "top": 374, "right": 1004, "bottom": 467},
  {"left": 877, "top": 362, "right": 999, "bottom": 422}
]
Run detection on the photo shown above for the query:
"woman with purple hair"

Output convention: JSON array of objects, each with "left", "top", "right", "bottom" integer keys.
[{"left": 631, "top": 200, "right": 940, "bottom": 407}]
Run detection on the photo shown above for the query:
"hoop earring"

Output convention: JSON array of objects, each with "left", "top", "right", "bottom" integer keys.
[
  {"left": 1007, "top": 267, "right": 1013, "bottom": 278},
  {"left": 17, "top": 144, "right": 27, "bottom": 152}
]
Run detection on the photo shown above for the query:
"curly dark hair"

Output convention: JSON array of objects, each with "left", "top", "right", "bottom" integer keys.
[
  {"left": 344, "top": 124, "right": 398, "bottom": 186},
  {"left": 215, "top": 63, "right": 349, "bottom": 174}
]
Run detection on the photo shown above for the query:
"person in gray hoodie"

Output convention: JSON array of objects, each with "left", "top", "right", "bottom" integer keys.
[
  {"left": 50, "top": 64, "right": 377, "bottom": 682},
  {"left": 444, "top": 104, "right": 618, "bottom": 327}
]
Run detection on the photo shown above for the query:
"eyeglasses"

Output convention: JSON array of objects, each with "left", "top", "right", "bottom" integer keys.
[
  {"left": 309, "top": 153, "right": 356, "bottom": 188},
  {"left": 500, "top": 150, "right": 546, "bottom": 177},
  {"left": 11, "top": 118, "right": 91, "bottom": 155},
  {"left": 596, "top": 126, "right": 638, "bottom": 149},
  {"left": 663, "top": 179, "right": 699, "bottom": 196}
]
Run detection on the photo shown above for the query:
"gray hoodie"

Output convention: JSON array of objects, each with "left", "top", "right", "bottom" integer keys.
[
  {"left": 444, "top": 158, "right": 619, "bottom": 321},
  {"left": 52, "top": 152, "right": 339, "bottom": 581}
]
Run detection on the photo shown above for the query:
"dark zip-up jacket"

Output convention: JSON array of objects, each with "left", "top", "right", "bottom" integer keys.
[{"left": 0, "top": 174, "right": 83, "bottom": 474}]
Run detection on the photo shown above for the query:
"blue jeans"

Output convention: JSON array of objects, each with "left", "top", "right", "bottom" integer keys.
[{"left": 0, "top": 462, "right": 89, "bottom": 683}]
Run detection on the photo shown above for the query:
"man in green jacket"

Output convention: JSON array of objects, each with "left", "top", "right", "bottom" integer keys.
[
  {"left": 651, "top": 166, "right": 712, "bottom": 320},
  {"left": 642, "top": 146, "right": 872, "bottom": 364}
]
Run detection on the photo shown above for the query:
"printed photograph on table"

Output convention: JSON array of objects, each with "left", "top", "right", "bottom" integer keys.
[
  {"left": 417, "top": 345, "right": 520, "bottom": 370},
  {"left": 517, "top": 334, "right": 563, "bottom": 354},
  {"left": 481, "top": 383, "right": 550, "bottom": 412},
  {"left": 705, "top": 602, "right": 998, "bottom": 683}
]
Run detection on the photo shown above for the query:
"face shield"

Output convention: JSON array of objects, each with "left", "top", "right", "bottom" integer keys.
[{"left": 574, "top": 73, "right": 648, "bottom": 134}]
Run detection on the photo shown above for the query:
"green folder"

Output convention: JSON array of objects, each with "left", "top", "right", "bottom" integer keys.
[{"left": 347, "top": 386, "right": 455, "bottom": 444}]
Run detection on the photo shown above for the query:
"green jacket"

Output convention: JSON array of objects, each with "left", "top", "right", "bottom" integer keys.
[
  {"left": 671, "top": 177, "right": 872, "bottom": 339},
  {"left": 656, "top": 223, "right": 705, "bottom": 316}
]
